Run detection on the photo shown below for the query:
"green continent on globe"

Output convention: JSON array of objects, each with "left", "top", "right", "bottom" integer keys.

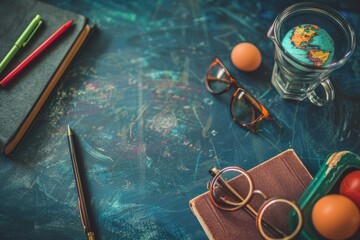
[
  {"left": 291, "top": 24, "right": 318, "bottom": 50},
  {"left": 281, "top": 24, "right": 334, "bottom": 67}
]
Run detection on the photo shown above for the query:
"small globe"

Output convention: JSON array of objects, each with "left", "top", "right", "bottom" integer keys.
[{"left": 281, "top": 24, "right": 334, "bottom": 66}]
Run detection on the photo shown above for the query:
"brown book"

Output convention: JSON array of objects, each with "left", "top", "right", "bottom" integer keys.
[{"left": 189, "top": 149, "right": 313, "bottom": 240}]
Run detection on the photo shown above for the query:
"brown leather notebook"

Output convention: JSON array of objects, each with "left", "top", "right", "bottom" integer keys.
[{"left": 189, "top": 149, "right": 313, "bottom": 240}]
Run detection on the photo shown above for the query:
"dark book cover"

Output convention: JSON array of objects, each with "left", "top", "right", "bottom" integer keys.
[
  {"left": 189, "top": 149, "right": 313, "bottom": 240},
  {"left": 0, "top": 0, "right": 91, "bottom": 155}
]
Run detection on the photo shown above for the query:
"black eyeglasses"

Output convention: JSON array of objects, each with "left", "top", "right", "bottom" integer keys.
[
  {"left": 205, "top": 58, "right": 271, "bottom": 132},
  {"left": 208, "top": 166, "right": 303, "bottom": 240}
]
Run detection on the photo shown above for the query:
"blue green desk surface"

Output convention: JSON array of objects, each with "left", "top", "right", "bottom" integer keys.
[{"left": 1, "top": 0, "right": 360, "bottom": 239}]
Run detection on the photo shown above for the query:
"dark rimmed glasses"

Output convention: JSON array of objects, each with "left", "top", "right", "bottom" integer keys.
[
  {"left": 208, "top": 166, "right": 303, "bottom": 240},
  {"left": 205, "top": 58, "right": 271, "bottom": 131}
]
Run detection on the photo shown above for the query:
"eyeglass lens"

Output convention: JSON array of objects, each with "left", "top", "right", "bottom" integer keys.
[
  {"left": 231, "top": 91, "right": 257, "bottom": 126},
  {"left": 258, "top": 199, "right": 301, "bottom": 239},
  {"left": 211, "top": 168, "right": 252, "bottom": 210},
  {"left": 207, "top": 62, "right": 231, "bottom": 94},
  {"left": 207, "top": 61, "right": 267, "bottom": 128}
]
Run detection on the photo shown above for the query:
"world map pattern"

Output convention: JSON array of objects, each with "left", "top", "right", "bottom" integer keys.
[{"left": 282, "top": 24, "right": 334, "bottom": 66}]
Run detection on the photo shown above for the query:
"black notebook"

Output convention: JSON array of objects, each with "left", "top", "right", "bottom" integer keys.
[{"left": 0, "top": 0, "right": 91, "bottom": 155}]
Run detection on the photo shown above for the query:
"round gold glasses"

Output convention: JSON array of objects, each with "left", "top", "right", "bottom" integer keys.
[{"left": 208, "top": 166, "right": 303, "bottom": 240}]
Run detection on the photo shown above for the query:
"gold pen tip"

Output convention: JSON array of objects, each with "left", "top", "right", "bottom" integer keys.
[{"left": 67, "top": 125, "right": 73, "bottom": 135}]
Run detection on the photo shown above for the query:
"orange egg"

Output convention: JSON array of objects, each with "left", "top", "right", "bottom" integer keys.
[
  {"left": 231, "top": 42, "right": 262, "bottom": 71},
  {"left": 312, "top": 194, "right": 360, "bottom": 240}
]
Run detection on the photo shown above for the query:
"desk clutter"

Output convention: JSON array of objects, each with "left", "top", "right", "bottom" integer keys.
[
  {"left": 190, "top": 150, "right": 360, "bottom": 240},
  {"left": 189, "top": 3, "right": 359, "bottom": 239},
  {"left": 0, "top": 0, "right": 359, "bottom": 239}
]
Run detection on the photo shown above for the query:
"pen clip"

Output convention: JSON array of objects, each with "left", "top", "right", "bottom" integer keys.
[
  {"left": 78, "top": 198, "right": 87, "bottom": 232},
  {"left": 22, "top": 19, "right": 43, "bottom": 47}
]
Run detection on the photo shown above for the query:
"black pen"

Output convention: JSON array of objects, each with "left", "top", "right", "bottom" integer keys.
[{"left": 67, "top": 125, "right": 96, "bottom": 240}]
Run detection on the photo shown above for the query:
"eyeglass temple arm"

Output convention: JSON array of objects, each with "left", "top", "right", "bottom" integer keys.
[{"left": 209, "top": 166, "right": 286, "bottom": 238}]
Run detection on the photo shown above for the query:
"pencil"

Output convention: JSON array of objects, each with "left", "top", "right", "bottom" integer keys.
[{"left": 67, "top": 125, "right": 96, "bottom": 240}]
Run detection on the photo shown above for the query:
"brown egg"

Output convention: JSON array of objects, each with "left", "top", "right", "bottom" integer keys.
[
  {"left": 231, "top": 42, "right": 262, "bottom": 71},
  {"left": 312, "top": 194, "right": 360, "bottom": 240}
]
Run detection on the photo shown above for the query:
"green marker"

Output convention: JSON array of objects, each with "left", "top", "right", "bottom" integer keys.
[{"left": 0, "top": 15, "right": 42, "bottom": 74}]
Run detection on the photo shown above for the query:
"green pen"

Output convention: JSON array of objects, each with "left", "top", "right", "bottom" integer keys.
[{"left": 0, "top": 15, "right": 42, "bottom": 74}]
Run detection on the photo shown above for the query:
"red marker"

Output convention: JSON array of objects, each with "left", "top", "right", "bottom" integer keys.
[{"left": 0, "top": 20, "right": 74, "bottom": 87}]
